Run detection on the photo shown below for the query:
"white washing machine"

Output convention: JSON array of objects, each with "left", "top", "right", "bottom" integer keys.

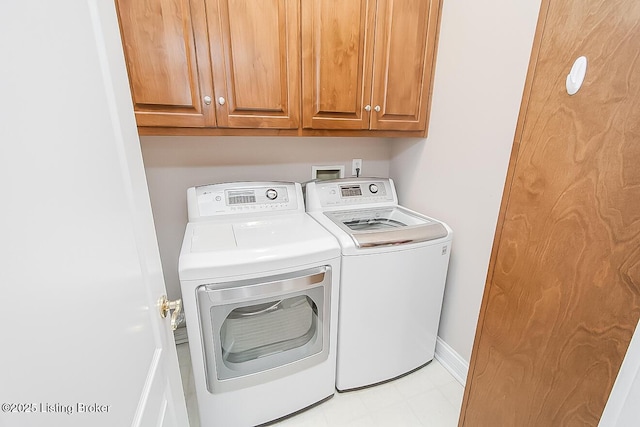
[
  {"left": 305, "top": 178, "right": 452, "bottom": 391},
  {"left": 178, "top": 182, "right": 341, "bottom": 426}
]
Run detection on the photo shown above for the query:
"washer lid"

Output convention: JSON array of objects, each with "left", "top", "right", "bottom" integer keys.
[{"left": 324, "top": 207, "right": 448, "bottom": 248}]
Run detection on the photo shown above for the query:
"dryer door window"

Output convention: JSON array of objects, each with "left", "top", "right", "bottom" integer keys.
[
  {"left": 196, "top": 266, "right": 331, "bottom": 393},
  {"left": 220, "top": 295, "right": 318, "bottom": 364}
]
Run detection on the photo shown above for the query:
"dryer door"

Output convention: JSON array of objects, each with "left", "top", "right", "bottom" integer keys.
[{"left": 196, "top": 266, "right": 331, "bottom": 393}]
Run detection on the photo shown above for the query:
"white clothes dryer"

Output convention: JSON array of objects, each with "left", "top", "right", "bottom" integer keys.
[
  {"left": 305, "top": 178, "right": 452, "bottom": 391},
  {"left": 179, "top": 182, "right": 341, "bottom": 426}
]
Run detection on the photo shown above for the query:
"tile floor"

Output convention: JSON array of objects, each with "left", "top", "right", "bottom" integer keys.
[{"left": 177, "top": 343, "right": 464, "bottom": 426}]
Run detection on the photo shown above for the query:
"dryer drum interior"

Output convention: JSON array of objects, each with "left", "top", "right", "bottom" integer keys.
[{"left": 220, "top": 295, "right": 318, "bottom": 363}]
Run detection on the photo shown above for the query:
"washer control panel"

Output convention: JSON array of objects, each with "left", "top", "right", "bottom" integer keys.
[
  {"left": 308, "top": 179, "right": 395, "bottom": 208},
  {"left": 188, "top": 182, "right": 301, "bottom": 220}
]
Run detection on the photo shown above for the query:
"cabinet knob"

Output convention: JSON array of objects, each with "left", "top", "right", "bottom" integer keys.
[
  {"left": 364, "top": 104, "right": 371, "bottom": 112},
  {"left": 218, "top": 97, "right": 226, "bottom": 106},
  {"left": 203, "top": 95, "right": 212, "bottom": 105},
  {"left": 374, "top": 105, "right": 381, "bottom": 112}
]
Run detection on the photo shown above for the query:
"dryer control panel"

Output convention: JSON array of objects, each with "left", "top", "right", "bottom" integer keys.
[
  {"left": 305, "top": 178, "right": 397, "bottom": 211},
  {"left": 187, "top": 182, "right": 303, "bottom": 220}
]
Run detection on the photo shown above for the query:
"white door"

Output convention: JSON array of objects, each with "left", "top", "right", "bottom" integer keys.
[{"left": 0, "top": 1, "right": 189, "bottom": 427}]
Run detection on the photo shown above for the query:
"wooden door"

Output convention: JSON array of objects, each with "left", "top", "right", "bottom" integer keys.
[
  {"left": 369, "top": 0, "right": 439, "bottom": 131},
  {"left": 1, "top": 1, "right": 189, "bottom": 425},
  {"left": 115, "top": 0, "right": 216, "bottom": 128},
  {"left": 302, "top": 0, "right": 376, "bottom": 130},
  {"left": 460, "top": 0, "right": 640, "bottom": 426},
  {"left": 206, "top": 0, "right": 300, "bottom": 129}
]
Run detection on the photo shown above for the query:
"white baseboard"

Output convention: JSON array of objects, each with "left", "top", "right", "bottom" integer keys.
[{"left": 435, "top": 337, "right": 469, "bottom": 386}]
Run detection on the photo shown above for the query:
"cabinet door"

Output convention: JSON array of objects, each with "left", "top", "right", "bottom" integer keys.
[
  {"left": 302, "top": 0, "right": 376, "bottom": 130},
  {"left": 115, "top": 0, "right": 216, "bottom": 127},
  {"left": 370, "top": 0, "right": 439, "bottom": 131},
  {"left": 206, "top": 0, "right": 300, "bottom": 129}
]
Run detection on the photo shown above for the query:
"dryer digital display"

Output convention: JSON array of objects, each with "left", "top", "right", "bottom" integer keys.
[
  {"left": 340, "top": 185, "right": 362, "bottom": 197},
  {"left": 227, "top": 190, "right": 256, "bottom": 205}
]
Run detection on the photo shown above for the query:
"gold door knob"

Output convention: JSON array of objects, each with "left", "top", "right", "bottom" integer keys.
[{"left": 159, "top": 295, "right": 184, "bottom": 331}]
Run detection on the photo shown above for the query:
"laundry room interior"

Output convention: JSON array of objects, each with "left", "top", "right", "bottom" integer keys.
[
  {"left": 134, "top": 0, "right": 640, "bottom": 421},
  {"left": 3, "top": 0, "right": 639, "bottom": 426},
  {"left": 133, "top": 0, "right": 527, "bottom": 418},
  {"left": 139, "top": 0, "right": 542, "bottom": 382}
]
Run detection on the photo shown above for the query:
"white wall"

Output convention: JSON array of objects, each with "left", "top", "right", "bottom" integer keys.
[
  {"left": 600, "top": 319, "right": 640, "bottom": 427},
  {"left": 390, "top": 0, "right": 542, "bottom": 362},
  {"left": 140, "top": 136, "right": 391, "bottom": 300}
]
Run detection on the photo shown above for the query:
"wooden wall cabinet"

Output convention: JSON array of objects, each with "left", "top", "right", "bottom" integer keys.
[
  {"left": 116, "top": 0, "right": 441, "bottom": 135},
  {"left": 302, "top": 0, "right": 440, "bottom": 132},
  {"left": 115, "top": 0, "right": 299, "bottom": 130},
  {"left": 115, "top": 0, "right": 216, "bottom": 128},
  {"left": 205, "top": 0, "right": 300, "bottom": 129}
]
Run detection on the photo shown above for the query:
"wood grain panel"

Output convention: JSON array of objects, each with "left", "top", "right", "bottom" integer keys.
[
  {"left": 317, "top": 1, "right": 364, "bottom": 113},
  {"left": 460, "top": 0, "right": 640, "bottom": 425},
  {"left": 115, "top": 0, "right": 216, "bottom": 127},
  {"left": 227, "top": 0, "right": 281, "bottom": 110},
  {"left": 206, "top": 0, "right": 299, "bottom": 128},
  {"left": 370, "top": 0, "right": 440, "bottom": 131},
  {"left": 302, "top": 0, "right": 375, "bottom": 129}
]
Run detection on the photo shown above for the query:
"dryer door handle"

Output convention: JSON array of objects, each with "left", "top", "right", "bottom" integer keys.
[{"left": 204, "top": 266, "right": 329, "bottom": 305}]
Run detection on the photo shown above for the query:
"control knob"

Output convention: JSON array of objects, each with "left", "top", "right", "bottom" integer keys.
[
  {"left": 265, "top": 189, "right": 278, "bottom": 200},
  {"left": 369, "top": 184, "right": 379, "bottom": 194}
]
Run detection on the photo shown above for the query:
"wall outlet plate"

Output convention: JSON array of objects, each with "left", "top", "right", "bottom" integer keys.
[{"left": 352, "top": 159, "right": 362, "bottom": 176}]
